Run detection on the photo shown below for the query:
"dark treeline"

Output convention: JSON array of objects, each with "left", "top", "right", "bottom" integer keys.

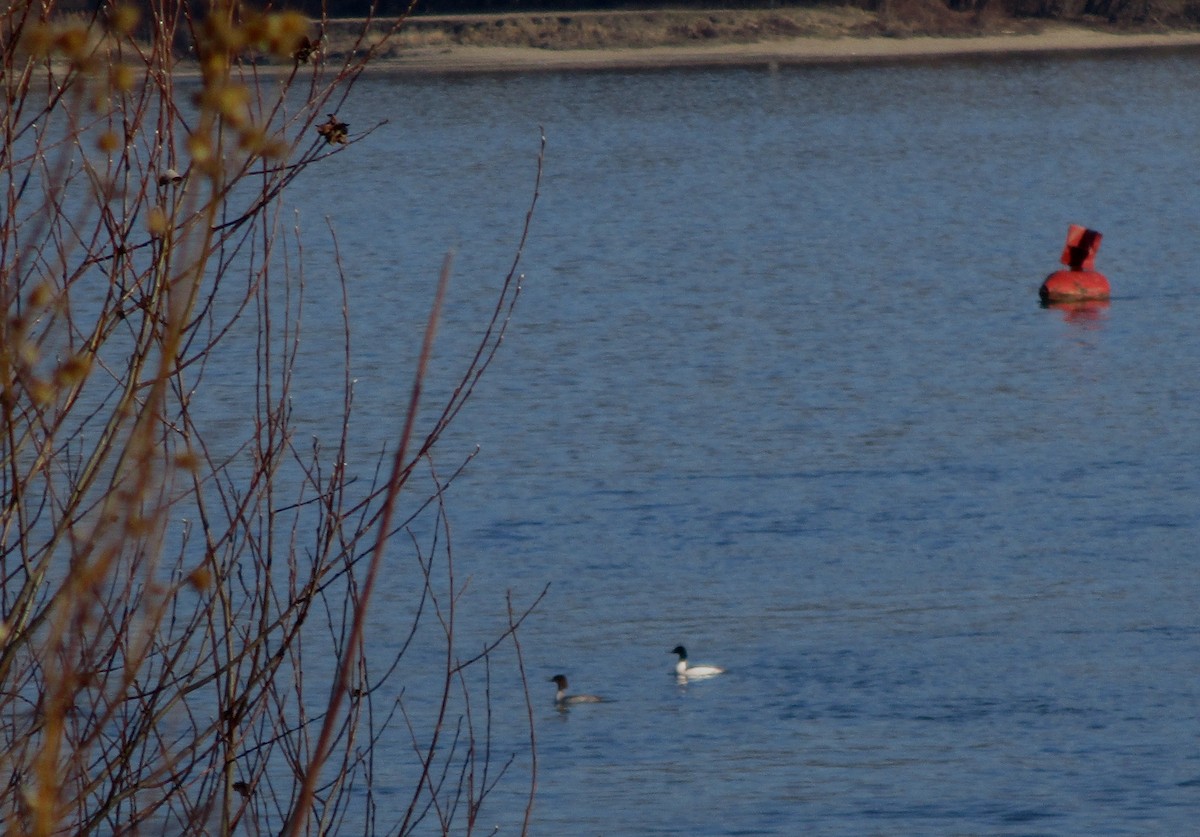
[
  {"left": 407, "top": 0, "right": 1191, "bottom": 23},
  {"left": 307, "top": 0, "right": 877, "bottom": 16},
  {"left": 51, "top": 0, "right": 877, "bottom": 12},
  {"left": 294, "top": 0, "right": 1192, "bottom": 22},
  {"left": 406, "top": 0, "right": 861, "bottom": 13},
  {"left": 53, "top": 0, "right": 865, "bottom": 15},
  {"left": 53, "top": 0, "right": 1198, "bottom": 28}
]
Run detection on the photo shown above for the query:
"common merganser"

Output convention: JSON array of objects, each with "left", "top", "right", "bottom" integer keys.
[
  {"left": 549, "top": 674, "right": 605, "bottom": 706},
  {"left": 670, "top": 645, "right": 725, "bottom": 678}
]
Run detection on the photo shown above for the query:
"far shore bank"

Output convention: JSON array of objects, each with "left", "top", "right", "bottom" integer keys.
[{"left": 352, "top": 22, "right": 1200, "bottom": 75}]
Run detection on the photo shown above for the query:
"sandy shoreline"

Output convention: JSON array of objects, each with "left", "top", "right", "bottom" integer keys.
[{"left": 362, "top": 24, "right": 1200, "bottom": 75}]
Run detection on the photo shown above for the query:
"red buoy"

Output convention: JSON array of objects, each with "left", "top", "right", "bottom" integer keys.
[{"left": 1039, "top": 225, "right": 1110, "bottom": 303}]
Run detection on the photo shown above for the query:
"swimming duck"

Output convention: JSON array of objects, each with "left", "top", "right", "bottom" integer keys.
[
  {"left": 549, "top": 674, "right": 605, "bottom": 706},
  {"left": 670, "top": 645, "right": 725, "bottom": 679}
]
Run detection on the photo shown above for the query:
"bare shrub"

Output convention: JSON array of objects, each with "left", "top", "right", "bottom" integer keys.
[{"left": 1, "top": 1, "right": 542, "bottom": 834}]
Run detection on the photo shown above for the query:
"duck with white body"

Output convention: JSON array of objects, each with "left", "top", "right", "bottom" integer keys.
[{"left": 670, "top": 645, "right": 725, "bottom": 679}]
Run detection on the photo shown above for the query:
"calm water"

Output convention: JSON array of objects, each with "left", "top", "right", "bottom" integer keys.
[{"left": 268, "top": 51, "right": 1200, "bottom": 834}]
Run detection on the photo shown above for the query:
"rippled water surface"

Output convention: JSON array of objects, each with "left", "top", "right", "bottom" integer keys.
[{"left": 274, "top": 51, "right": 1200, "bottom": 834}]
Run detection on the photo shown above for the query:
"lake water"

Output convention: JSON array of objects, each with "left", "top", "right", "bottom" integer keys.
[{"left": 272, "top": 49, "right": 1200, "bottom": 835}]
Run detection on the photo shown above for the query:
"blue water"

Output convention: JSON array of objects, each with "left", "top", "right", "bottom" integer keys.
[{"left": 267, "top": 50, "right": 1200, "bottom": 834}]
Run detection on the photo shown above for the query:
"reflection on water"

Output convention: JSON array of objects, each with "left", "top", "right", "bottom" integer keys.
[
  {"left": 256, "top": 51, "right": 1200, "bottom": 834},
  {"left": 1043, "top": 297, "right": 1112, "bottom": 325}
]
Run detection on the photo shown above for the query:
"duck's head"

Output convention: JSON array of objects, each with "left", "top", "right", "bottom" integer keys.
[
  {"left": 670, "top": 645, "right": 687, "bottom": 658},
  {"left": 549, "top": 674, "right": 568, "bottom": 689}
]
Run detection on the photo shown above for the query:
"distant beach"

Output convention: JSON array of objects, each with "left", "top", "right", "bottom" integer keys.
[{"left": 344, "top": 14, "right": 1200, "bottom": 75}]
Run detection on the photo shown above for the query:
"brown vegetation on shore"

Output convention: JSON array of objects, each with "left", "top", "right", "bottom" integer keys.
[
  {"left": 391, "top": 7, "right": 887, "bottom": 51},
  {"left": 321, "top": 2, "right": 1183, "bottom": 60}
]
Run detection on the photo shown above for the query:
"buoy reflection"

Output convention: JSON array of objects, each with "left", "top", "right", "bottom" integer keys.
[{"left": 1042, "top": 298, "right": 1110, "bottom": 325}]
